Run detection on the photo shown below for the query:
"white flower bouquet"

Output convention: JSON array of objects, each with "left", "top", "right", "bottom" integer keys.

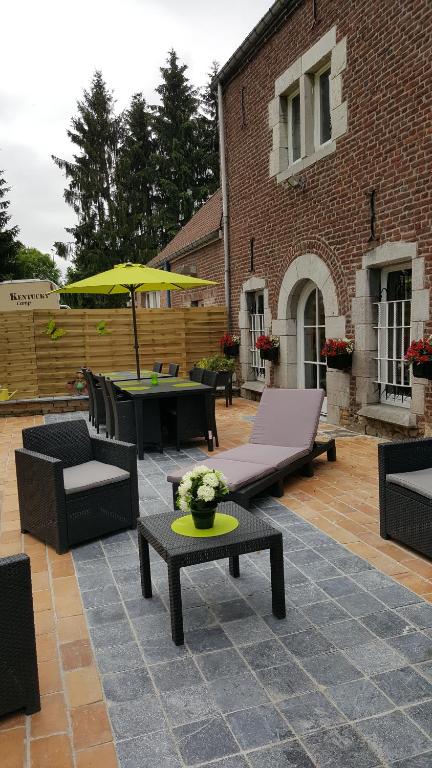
[{"left": 176, "top": 465, "right": 229, "bottom": 529}]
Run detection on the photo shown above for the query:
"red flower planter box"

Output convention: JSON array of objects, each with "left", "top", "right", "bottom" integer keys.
[
  {"left": 412, "top": 361, "right": 432, "bottom": 379},
  {"left": 326, "top": 353, "right": 352, "bottom": 371}
]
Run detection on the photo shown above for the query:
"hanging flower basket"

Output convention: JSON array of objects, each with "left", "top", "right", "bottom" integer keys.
[
  {"left": 260, "top": 346, "right": 279, "bottom": 362},
  {"left": 256, "top": 335, "right": 279, "bottom": 363},
  {"left": 406, "top": 338, "right": 432, "bottom": 380},
  {"left": 321, "top": 338, "right": 354, "bottom": 371},
  {"left": 220, "top": 333, "right": 240, "bottom": 358},
  {"left": 224, "top": 343, "right": 239, "bottom": 358}
]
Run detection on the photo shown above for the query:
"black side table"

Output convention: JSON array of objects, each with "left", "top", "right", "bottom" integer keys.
[{"left": 137, "top": 501, "right": 286, "bottom": 645}]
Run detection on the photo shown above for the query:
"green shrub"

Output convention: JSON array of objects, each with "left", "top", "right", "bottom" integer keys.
[{"left": 196, "top": 355, "right": 235, "bottom": 372}]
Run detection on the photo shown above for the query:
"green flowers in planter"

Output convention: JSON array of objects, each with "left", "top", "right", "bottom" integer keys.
[
  {"left": 45, "top": 317, "right": 66, "bottom": 342},
  {"left": 196, "top": 355, "right": 235, "bottom": 372}
]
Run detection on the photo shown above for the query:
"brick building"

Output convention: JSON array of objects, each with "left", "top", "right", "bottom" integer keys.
[
  {"left": 216, "top": 0, "right": 431, "bottom": 435},
  {"left": 143, "top": 189, "right": 225, "bottom": 309}
]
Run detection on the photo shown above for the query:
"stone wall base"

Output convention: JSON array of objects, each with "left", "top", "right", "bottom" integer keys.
[
  {"left": 0, "top": 399, "right": 89, "bottom": 418},
  {"left": 347, "top": 414, "right": 421, "bottom": 440}
]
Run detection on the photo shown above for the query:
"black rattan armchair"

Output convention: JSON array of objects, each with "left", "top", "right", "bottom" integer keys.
[
  {"left": 379, "top": 438, "right": 432, "bottom": 557},
  {"left": 0, "top": 554, "right": 40, "bottom": 717},
  {"left": 16, "top": 420, "right": 139, "bottom": 554}
]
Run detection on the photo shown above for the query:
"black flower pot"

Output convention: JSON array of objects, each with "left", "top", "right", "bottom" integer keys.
[
  {"left": 326, "top": 353, "right": 353, "bottom": 371},
  {"left": 412, "top": 361, "right": 432, "bottom": 380},
  {"left": 223, "top": 344, "right": 239, "bottom": 358},
  {"left": 191, "top": 506, "right": 216, "bottom": 530},
  {"left": 260, "top": 347, "right": 279, "bottom": 362}
]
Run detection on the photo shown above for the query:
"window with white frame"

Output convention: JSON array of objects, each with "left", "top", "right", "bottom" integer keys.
[
  {"left": 247, "top": 291, "right": 265, "bottom": 381},
  {"left": 288, "top": 90, "right": 301, "bottom": 164},
  {"left": 314, "top": 65, "right": 331, "bottom": 148},
  {"left": 375, "top": 266, "right": 412, "bottom": 407}
]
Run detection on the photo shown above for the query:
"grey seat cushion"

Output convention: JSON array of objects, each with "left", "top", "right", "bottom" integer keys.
[
  {"left": 63, "top": 460, "right": 130, "bottom": 496},
  {"left": 219, "top": 444, "right": 310, "bottom": 469},
  {"left": 167, "top": 458, "right": 275, "bottom": 492},
  {"left": 387, "top": 468, "right": 432, "bottom": 500},
  {"left": 250, "top": 388, "right": 324, "bottom": 450}
]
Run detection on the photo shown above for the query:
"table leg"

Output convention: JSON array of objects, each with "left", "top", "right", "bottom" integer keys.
[
  {"left": 270, "top": 540, "right": 286, "bottom": 619},
  {"left": 138, "top": 532, "right": 152, "bottom": 598},
  {"left": 168, "top": 562, "right": 184, "bottom": 645},
  {"left": 134, "top": 399, "right": 144, "bottom": 459},
  {"left": 229, "top": 555, "right": 240, "bottom": 578}
]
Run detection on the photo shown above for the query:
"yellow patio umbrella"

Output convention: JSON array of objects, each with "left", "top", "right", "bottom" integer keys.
[{"left": 52, "top": 262, "right": 217, "bottom": 379}]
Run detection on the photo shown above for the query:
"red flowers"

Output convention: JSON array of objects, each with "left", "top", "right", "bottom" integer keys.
[
  {"left": 321, "top": 338, "right": 354, "bottom": 358},
  {"left": 220, "top": 333, "right": 239, "bottom": 348},
  {"left": 405, "top": 338, "right": 432, "bottom": 364},
  {"left": 255, "top": 334, "right": 279, "bottom": 351}
]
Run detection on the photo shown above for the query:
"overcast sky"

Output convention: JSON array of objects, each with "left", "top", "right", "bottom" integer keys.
[{"left": 1, "top": 0, "right": 271, "bottom": 275}]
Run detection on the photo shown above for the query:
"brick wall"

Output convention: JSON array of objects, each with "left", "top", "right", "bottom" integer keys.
[
  {"left": 222, "top": 0, "right": 432, "bottom": 432},
  {"left": 160, "top": 239, "right": 225, "bottom": 308}
]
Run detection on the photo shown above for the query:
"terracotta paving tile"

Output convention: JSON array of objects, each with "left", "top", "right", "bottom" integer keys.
[
  {"left": 61, "top": 639, "right": 93, "bottom": 671},
  {"left": 0, "top": 727, "right": 25, "bottom": 768},
  {"left": 38, "top": 658, "right": 62, "bottom": 695},
  {"left": 35, "top": 633, "right": 58, "bottom": 662},
  {"left": 34, "top": 609, "right": 55, "bottom": 636},
  {"left": 71, "top": 702, "right": 112, "bottom": 750},
  {"left": 76, "top": 742, "right": 119, "bottom": 768},
  {"left": 65, "top": 666, "right": 103, "bottom": 708},
  {"left": 0, "top": 712, "right": 25, "bottom": 732},
  {"left": 30, "top": 693, "right": 68, "bottom": 738},
  {"left": 50, "top": 558, "right": 75, "bottom": 579},
  {"left": 57, "top": 615, "right": 88, "bottom": 645},
  {"left": 33, "top": 588, "right": 53, "bottom": 613},
  {"left": 394, "top": 572, "right": 432, "bottom": 595},
  {"left": 30, "top": 733, "right": 74, "bottom": 768},
  {"left": 53, "top": 576, "right": 82, "bottom": 618},
  {"left": 31, "top": 571, "right": 49, "bottom": 591}
]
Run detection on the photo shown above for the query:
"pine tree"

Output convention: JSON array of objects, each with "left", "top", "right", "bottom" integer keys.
[
  {"left": 0, "top": 170, "right": 20, "bottom": 281},
  {"left": 152, "top": 50, "right": 203, "bottom": 248},
  {"left": 115, "top": 93, "right": 157, "bottom": 263},
  {"left": 52, "top": 71, "right": 123, "bottom": 307},
  {"left": 198, "top": 61, "right": 220, "bottom": 192}
]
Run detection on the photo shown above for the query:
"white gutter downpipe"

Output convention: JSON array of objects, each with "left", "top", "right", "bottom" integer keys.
[{"left": 218, "top": 82, "right": 231, "bottom": 327}]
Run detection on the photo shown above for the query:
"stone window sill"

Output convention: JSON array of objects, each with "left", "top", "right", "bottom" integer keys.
[
  {"left": 357, "top": 403, "right": 417, "bottom": 428},
  {"left": 277, "top": 140, "right": 336, "bottom": 185},
  {"left": 241, "top": 380, "right": 265, "bottom": 395}
]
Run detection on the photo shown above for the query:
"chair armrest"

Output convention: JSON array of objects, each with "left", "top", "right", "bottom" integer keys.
[
  {"left": 15, "top": 449, "right": 67, "bottom": 552},
  {"left": 90, "top": 437, "right": 138, "bottom": 522},
  {"left": 378, "top": 439, "right": 432, "bottom": 478}
]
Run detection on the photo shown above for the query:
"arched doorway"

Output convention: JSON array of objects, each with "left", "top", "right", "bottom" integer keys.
[{"left": 297, "top": 281, "right": 327, "bottom": 413}]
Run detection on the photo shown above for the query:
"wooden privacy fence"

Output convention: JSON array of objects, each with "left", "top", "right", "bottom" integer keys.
[{"left": 0, "top": 307, "right": 227, "bottom": 400}]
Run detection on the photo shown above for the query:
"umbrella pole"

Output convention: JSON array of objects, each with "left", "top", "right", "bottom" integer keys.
[{"left": 130, "top": 287, "right": 141, "bottom": 379}]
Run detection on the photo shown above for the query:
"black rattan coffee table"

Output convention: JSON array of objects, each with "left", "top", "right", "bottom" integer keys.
[{"left": 137, "top": 501, "right": 286, "bottom": 645}]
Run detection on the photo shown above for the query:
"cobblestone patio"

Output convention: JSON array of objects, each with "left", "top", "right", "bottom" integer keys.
[{"left": 2, "top": 400, "right": 432, "bottom": 766}]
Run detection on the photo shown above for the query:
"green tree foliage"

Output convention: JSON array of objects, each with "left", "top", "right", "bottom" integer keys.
[
  {"left": 0, "top": 169, "right": 20, "bottom": 281},
  {"left": 15, "top": 246, "right": 61, "bottom": 283},
  {"left": 198, "top": 61, "right": 220, "bottom": 193}
]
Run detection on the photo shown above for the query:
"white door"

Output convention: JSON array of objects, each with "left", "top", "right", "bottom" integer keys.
[{"left": 297, "top": 282, "right": 327, "bottom": 415}]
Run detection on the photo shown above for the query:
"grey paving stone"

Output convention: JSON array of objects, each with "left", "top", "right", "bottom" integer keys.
[
  {"left": 102, "top": 668, "right": 154, "bottom": 703},
  {"left": 227, "top": 703, "right": 293, "bottom": 750},
  {"left": 160, "top": 683, "right": 217, "bottom": 727},
  {"left": 302, "top": 650, "right": 362, "bottom": 686},
  {"left": 172, "top": 716, "right": 239, "bottom": 765},
  {"left": 318, "top": 576, "right": 364, "bottom": 599},
  {"left": 333, "top": 556, "right": 374, "bottom": 574},
  {"left": 198, "top": 756, "right": 249, "bottom": 768},
  {"left": 326, "top": 678, "right": 393, "bottom": 720},
  {"left": 390, "top": 754, "right": 432, "bottom": 768},
  {"left": 406, "top": 700, "right": 432, "bottom": 737},
  {"left": 185, "top": 626, "right": 233, "bottom": 655},
  {"left": 161, "top": 585, "right": 206, "bottom": 610},
  {"left": 374, "top": 585, "right": 423, "bottom": 609},
  {"left": 301, "top": 600, "right": 350, "bottom": 627},
  {"left": 398, "top": 603, "right": 432, "bottom": 630},
  {"left": 95, "top": 641, "right": 145, "bottom": 674},
  {"left": 241, "top": 639, "right": 290, "bottom": 671},
  {"left": 387, "top": 632, "right": 432, "bottom": 663},
  {"left": 235, "top": 572, "right": 271, "bottom": 596},
  {"left": 285, "top": 582, "right": 328, "bottom": 606},
  {"left": 283, "top": 565, "right": 309, "bottom": 586},
  {"left": 286, "top": 548, "right": 324, "bottom": 567},
  {"left": 73, "top": 541, "right": 105, "bottom": 562},
  {"left": 188, "top": 565, "right": 227, "bottom": 587},
  {"left": 86, "top": 602, "right": 126, "bottom": 627},
  {"left": 246, "top": 590, "right": 274, "bottom": 616},
  {"left": 212, "top": 671, "right": 269, "bottom": 713},
  {"left": 356, "top": 711, "right": 432, "bottom": 763},
  {"left": 320, "top": 618, "right": 376, "bottom": 649},
  {"left": 223, "top": 615, "right": 275, "bottom": 645},
  {"left": 140, "top": 634, "right": 190, "bottom": 664},
  {"left": 247, "top": 740, "right": 315, "bottom": 768},
  {"left": 345, "top": 639, "right": 405, "bottom": 675},
  {"left": 117, "top": 728, "right": 181, "bottom": 768},
  {"left": 76, "top": 562, "right": 114, "bottom": 591},
  {"left": 303, "top": 724, "right": 380, "bottom": 768},
  {"left": 182, "top": 605, "right": 216, "bottom": 632},
  {"left": 373, "top": 666, "right": 432, "bottom": 706},
  {"left": 81, "top": 585, "right": 121, "bottom": 609},
  {"left": 298, "top": 560, "right": 342, "bottom": 581},
  {"left": 264, "top": 607, "right": 312, "bottom": 636},
  {"left": 124, "top": 595, "right": 166, "bottom": 618},
  {"left": 336, "top": 591, "right": 387, "bottom": 618},
  {"left": 281, "top": 627, "right": 335, "bottom": 659},
  {"left": 150, "top": 657, "right": 202, "bottom": 692},
  {"left": 90, "top": 620, "right": 134, "bottom": 650},
  {"left": 256, "top": 660, "right": 316, "bottom": 701},
  {"left": 211, "top": 598, "right": 255, "bottom": 623},
  {"left": 352, "top": 569, "right": 396, "bottom": 591},
  {"left": 361, "top": 609, "right": 415, "bottom": 639},
  {"left": 279, "top": 690, "right": 345, "bottom": 735},
  {"left": 132, "top": 612, "right": 172, "bottom": 639},
  {"left": 195, "top": 648, "right": 248, "bottom": 681},
  {"left": 199, "top": 581, "right": 240, "bottom": 604},
  {"left": 109, "top": 694, "right": 165, "bottom": 739}
]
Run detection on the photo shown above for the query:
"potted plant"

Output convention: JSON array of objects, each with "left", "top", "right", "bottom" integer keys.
[
  {"left": 256, "top": 335, "right": 280, "bottom": 362},
  {"left": 405, "top": 337, "right": 432, "bottom": 379},
  {"left": 220, "top": 332, "right": 240, "bottom": 358},
  {"left": 176, "top": 465, "right": 229, "bottom": 529},
  {"left": 321, "top": 338, "right": 354, "bottom": 370},
  {"left": 66, "top": 371, "right": 88, "bottom": 396}
]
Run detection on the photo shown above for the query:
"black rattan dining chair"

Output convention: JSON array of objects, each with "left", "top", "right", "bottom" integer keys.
[
  {"left": 94, "top": 375, "right": 114, "bottom": 438},
  {"left": 168, "top": 363, "right": 180, "bottom": 377},
  {"left": 0, "top": 554, "right": 40, "bottom": 717},
  {"left": 84, "top": 369, "right": 106, "bottom": 433},
  {"left": 81, "top": 367, "right": 95, "bottom": 425},
  {"left": 201, "top": 369, "right": 219, "bottom": 447},
  {"left": 152, "top": 362, "right": 163, "bottom": 373},
  {"left": 105, "top": 379, "right": 136, "bottom": 444}
]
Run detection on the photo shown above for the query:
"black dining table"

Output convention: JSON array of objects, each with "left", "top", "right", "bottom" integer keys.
[
  {"left": 100, "top": 369, "right": 170, "bottom": 381},
  {"left": 114, "top": 377, "right": 214, "bottom": 459}
]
